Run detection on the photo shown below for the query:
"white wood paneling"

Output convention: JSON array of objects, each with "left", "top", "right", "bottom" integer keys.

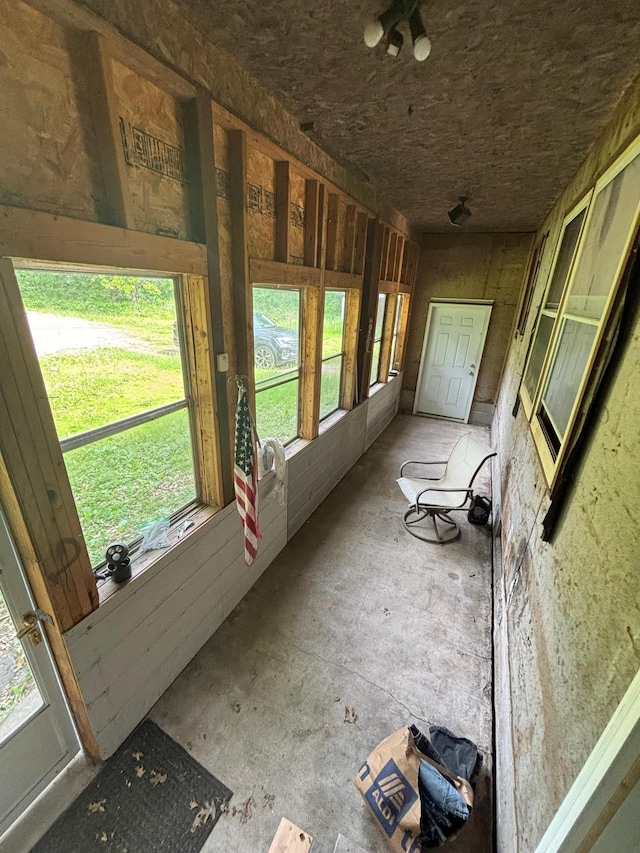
[
  {"left": 65, "top": 481, "right": 286, "bottom": 758},
  {"left": 365, "top": 374, "right": 402, "bottom": 449},
  {"left": 288, "top": 405, "right": 368, "bottom": 539},
  {"left": 65, "top": 376, "right": 403, "bottom": 758}
]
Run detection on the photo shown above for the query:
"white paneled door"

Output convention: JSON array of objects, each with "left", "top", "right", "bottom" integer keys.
[
  {"left": 0, "top": 508, "right": 79, "bottom": 836},
  {"left": 415, "top": 302, "right": 492, "bottom": 422}
]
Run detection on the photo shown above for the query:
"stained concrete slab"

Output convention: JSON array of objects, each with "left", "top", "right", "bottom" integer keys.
[
  {"left": 150, "top": 415, "right": 494, "bottom": 853},
  {"left": 334, "top": 832, "right": 374, "bottom": 852}
]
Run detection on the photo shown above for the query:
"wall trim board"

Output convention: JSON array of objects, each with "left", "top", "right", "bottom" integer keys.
[
  {"left": 0, "top": 206, "right": 207, "bottom": 275},
  {"left": 533, "top": 667, "right": 640, "bottom": 853}
]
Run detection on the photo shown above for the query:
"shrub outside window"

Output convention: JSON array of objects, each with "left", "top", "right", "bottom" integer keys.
[
  {"left": 370, "top": 293, "right": 387, "bottom": 386},
  {"left": 320, "top": 290, "right": 346, "bottom": 420},
  {"left": 252, "top": 287, "right": 301, "bottom": 444},
  {"left": 15, "top": 268, "right": 197, "bottom": 566}
]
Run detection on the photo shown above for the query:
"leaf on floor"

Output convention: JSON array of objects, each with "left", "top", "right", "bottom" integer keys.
[
  {"left": 88, "top": 799, "right": 106, "bottom": 814},
  {"left": 149, "top": 770, "right": 167, "bottom": 787},
  {"left": 189, "top": 800, "right": 217, "bottom": 833},
  {"left": 135, "top": 765, "right": 146, "bottom": 778},
  {"left": 132, "top": 750, "right": 143, "bottom": 761},
  {"left": 262, "top": 792, "right": 275, "bottom": 810},
  {"left": 231, "top": 702, "right": 241, "bottom": 713},
  {"left": 344, "top": 706, "right": 358, "bottom": 724},
  {"left": 231, "top": 794, "right": 254, "bottom": 824},
  {"left": 383, "top": 608, "right": 390, "bottom": 616}
]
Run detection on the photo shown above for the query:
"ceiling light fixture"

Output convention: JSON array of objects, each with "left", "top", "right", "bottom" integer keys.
[
  {"left": 448, "top": 196, "right": 472, "bottom": 226},
  {"left": 364, "top": 1, "right": 431, "bottom": 61}
]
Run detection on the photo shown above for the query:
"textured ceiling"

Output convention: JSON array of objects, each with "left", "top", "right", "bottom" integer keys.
[{"left": 181, "top": 0, "right": 639, "bottom": 232}]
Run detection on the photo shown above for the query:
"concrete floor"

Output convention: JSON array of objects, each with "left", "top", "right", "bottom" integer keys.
[{"left": 150, "top": 414, "right": 494, "bottom": 853}]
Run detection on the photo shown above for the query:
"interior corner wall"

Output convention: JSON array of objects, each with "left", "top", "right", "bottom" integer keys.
[
  {"left": 492, "top": 80, "right": 640, "bottom": 853},
  {"left": 401, "top": 233, "right": 532, "bottom": 424}
]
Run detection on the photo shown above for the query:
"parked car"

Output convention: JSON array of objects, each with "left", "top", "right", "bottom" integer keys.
[
  {"left": 253, "top": 311, "right": 298, "bottom": 369},
  {"left": 173, "top": 312, "right": 299, "bottom": 370}
]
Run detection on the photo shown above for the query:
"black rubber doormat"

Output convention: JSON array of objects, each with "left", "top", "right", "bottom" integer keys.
[{"left": 31, "top": 719, "right": 232, "bottom": 853}]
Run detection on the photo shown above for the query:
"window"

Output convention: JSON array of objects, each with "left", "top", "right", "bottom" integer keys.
[
  {"left": 524, "top": 136, "right": 640, "bottom": 484},
  {"left": 15, "top": 268, "right": 197, "bottom": 566},
  {"left": 515, "top": 231, "right": 548, "bottom": 336},
  {"left": 370, "top": 293, "right": 387, "bottom": 386},
  {"left": 320, "top": 290, "right": 346, "bottom": 419},
  {"left": 521, "top": 199, "right": 589, "bottom": 416},
  {"left": 252, "top": 286, "right": 300, "bottom": 444}
]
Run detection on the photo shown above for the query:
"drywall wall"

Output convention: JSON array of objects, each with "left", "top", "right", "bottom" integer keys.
[
  {"left": 65, "top": 378, "right": 403, "bottom": 758},
  {"left": 492, "top": 79, "right": 640, "bottom": 852},
  {"left": 401, "top": 233, "right": 532, "bottom": 424}
]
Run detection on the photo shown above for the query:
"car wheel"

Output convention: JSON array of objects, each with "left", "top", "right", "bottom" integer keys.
[{"left": 255, "top": 345, "right": 276, "bottom": 369}]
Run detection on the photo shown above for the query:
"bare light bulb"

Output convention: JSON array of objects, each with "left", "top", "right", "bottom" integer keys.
[
  {"left": 364, "top": 19, "right": 384, "bottom": 48},
  {"left": 413, "top": 34, "right": 432, "bottom": 61}
]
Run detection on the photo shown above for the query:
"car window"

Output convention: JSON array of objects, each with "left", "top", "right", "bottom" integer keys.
[{"left": 253, "top": 312, "right": 276, "bottom": 329}]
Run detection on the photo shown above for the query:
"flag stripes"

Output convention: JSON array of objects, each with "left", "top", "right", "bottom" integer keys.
[{"left": 234, "top": 384, "right": 262, "bottom": 565}]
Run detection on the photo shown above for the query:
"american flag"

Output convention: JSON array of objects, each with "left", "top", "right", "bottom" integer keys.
[{"left": 234, "top": 384, "right": 262, "bottom": 565}]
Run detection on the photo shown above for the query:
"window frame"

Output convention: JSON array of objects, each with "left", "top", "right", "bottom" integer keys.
[
  {"left": 319, "top": 288, "right": 348, "bottom": 422},
  {"left": 519, "top": 193, "right": 592, "bottom": 420},
  {"left": 369, "top": 291, "right": 388, "bottom": 387},
  {"left": 251, "top": 283, "right": 303, "bottom": 446},
  {"left": 1, "top": 255, "right": 223, "bottom": 589},
  {"left": 525, "top": 135, "right": 640, "bottom": 486}
]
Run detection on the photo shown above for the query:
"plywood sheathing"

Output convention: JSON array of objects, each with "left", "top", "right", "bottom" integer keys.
[
  {"left": 169, "top": 0, "right": 640, "bottom": 234},
  {"left": 0, "top": 0, "right": 99, "bottom": 221},
  {"left": 110, "top": 59, "right": 191, "bottom": 239},
  {"left": 492, "top": 80, "right": 640, "bottom": 849},
  {"left": 70, "top": 0, "right": 409, "bottom": 234},
  {"left": 289, "top": 171, "right": 306, "bottom": 264},
  {"left": 246, "top": 146, "right": 276, "bottom": 261},
  {"left": 402, "top": 233, "right": 532, "bottom": 412}
]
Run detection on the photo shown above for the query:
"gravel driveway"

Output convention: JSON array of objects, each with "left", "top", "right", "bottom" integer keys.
[{"left": 26, "top": 312, "right": 155, "bottom": 356}]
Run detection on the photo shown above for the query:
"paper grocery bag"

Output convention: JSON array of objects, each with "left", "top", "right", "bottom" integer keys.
[{"left": 354, "top": 727, "right": 423, "bottom": 853}]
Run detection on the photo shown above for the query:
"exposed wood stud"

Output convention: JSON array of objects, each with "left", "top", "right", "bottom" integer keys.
[
  {"left": 343, "top": 204, "right": 357, "bottom": 273},
  {"left": 394, "top": 294, "right": 411, "bottom": 371},
  {"left": 0, "top": 259, "right": 98, "bottom": 632},
  {"left": 75, "top": 32, "right": 134, "bottom": 229},
  {"left": 357, "top": 219, "right": 384, "bottom": 402},
  {"left": 304, "top": 179, "right": 320, "bottom": 267},
  {"left": 323, "top": 269, "right": 363, "bottom": 291},
  {"left": 249, "top": 258, "right": 322, "bottom": 287},
  {"left": 386, "top": 232, "right": 398, "bottom": 282},
  {"left": 182, "top": 90, "right": 233, "bottom": 503},
  {"left": 275, "top": 161, "right": 291, "bottom": 263},
  {"left": 380, "top": 227, "right": 391, "bottom": 282},
  {"left": 228, "top": 129, "right": 255, "bottom": 400},
  {"left": 316, "top": 183, "right": 326, "bottom": 269},
  {"left": 341, "top": 288, "right": 361, "bottom": 409},
  {"left": 299, "top": 285, "right": 323, "bottom": 440},
  {"left": 353, "top": 211, "right": 369, "bottom": 276},
  {"left": 0, "top": 205, "right": 207, "bottom": 275},
  {"left": 325, "top": 193, "right": 340, "bottom": 271},
  {"left": 394, "top": 236, "right": 405, "bottom": 283}
]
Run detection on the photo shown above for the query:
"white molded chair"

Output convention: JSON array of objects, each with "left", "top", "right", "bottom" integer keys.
[{"left": 397, "top": 432, "right": 496, "bottom": 543}]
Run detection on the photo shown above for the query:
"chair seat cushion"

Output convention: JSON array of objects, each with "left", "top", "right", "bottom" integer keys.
[{"left": 396, "top": 477, "right": 470, "bottom": 509}]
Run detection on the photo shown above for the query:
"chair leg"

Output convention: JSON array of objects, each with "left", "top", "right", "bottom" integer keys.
[{"left": 403, "top": 506, "right": 460, "bottom": 544}]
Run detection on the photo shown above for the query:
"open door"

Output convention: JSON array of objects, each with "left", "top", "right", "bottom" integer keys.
[{"left": 0, "top": 507, "right": 80, "bottom": 835}]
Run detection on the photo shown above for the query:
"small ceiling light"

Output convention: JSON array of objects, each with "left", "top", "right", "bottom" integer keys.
[
  {"left": 408, "top": 7, "right": 431, "bottom": 60},
  {"left": 364, "top": 1, "right": 431, "bottom": 61},
  {"left": 448, "top": 196, "right": 472, "bottom": 226}
]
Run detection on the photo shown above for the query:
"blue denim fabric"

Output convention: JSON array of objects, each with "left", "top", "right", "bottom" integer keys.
[{"left": 419, "top": 761, "right": 469, "bottom": 820}]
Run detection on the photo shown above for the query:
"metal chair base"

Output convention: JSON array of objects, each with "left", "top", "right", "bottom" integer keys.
[{"left": 403, "top": 506, "right": 461, "bottom": 544}]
